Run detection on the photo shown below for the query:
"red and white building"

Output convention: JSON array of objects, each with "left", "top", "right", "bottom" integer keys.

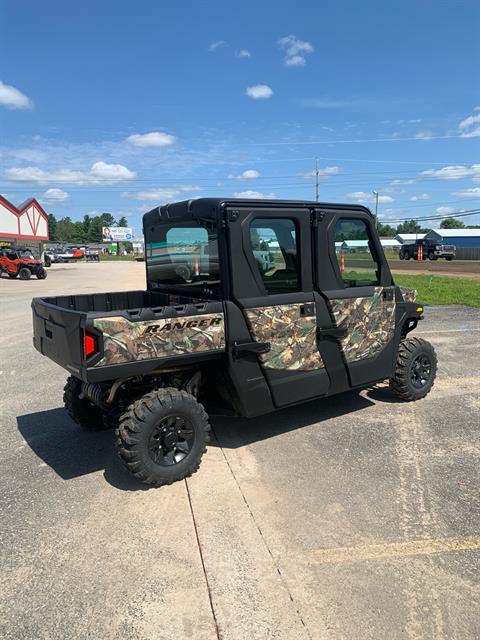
[{"left": 0, "top": 194, "right": 49, "bottom": 252}]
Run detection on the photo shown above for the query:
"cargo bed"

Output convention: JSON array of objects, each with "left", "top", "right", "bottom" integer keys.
[{"left": 32, "top": 290, "right": 226, "bottom": 382}]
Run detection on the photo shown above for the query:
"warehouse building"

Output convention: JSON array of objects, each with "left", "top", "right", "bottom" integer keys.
[
  {"left": 0, "top": 194, "right": 49, "bottom": 254},
  {"left": 424, "top": 228, "right": 480, "bottom": 248}
]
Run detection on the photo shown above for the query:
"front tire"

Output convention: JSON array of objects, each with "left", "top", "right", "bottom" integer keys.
[
  {"left": 116, "top": 388, "right": 210, "bottom": 486},
  {"left": 19, "top": 267, "right": 31, "bottom": 280},
  {"left": 37, "top": 267, "right": 47, "bottom": 279},
  {"left": 390, "top": 337, "right": 437, "bottom": 401}
]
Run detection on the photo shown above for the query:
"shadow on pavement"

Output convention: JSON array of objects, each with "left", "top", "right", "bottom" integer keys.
[
  {"left": 17, "top": 390, "right": 375, "bottom": 489},
  {"left": 211, "top": 390, "right": 374, "bottom": 449},
  {"left": 16, "top": 408, "right": 148, "bottom": 491}
]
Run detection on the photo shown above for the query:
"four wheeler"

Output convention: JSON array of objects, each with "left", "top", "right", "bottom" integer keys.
[
  {"left": 0, "top": 246, "right": 47, "bottom": 280},
  {"left": 32, "top": 198, "right": 437, "bottom": 487}
]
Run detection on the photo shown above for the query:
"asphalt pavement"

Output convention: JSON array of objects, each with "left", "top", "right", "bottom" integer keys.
[{"left": 1, "top": 261, "right": 479, "bottom": 639}]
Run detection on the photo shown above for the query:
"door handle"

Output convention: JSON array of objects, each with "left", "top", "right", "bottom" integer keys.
[{"left": 317, "top": 325, "right": 348, "bottom": 340}]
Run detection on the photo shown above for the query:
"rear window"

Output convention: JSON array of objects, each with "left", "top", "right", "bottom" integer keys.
[{"left": 145, "top": 221, "right": 221, "bottom": 295}]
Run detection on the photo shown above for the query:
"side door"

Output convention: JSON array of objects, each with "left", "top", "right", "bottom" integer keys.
[
  {"left": 228, "top": 207, "right": 331, "bottom": 408},
  {"left": 315, "top": 211, "right": 397, "bottom": 388}
]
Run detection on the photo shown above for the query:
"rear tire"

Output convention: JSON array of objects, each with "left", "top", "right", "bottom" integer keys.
[
  {"left": 446, "top": 256, "right": 453, "bottom": 261},
  {"left": 399, "top": 252, "right": 404, "bottom": 260},
  {"left": 428, "top": 251, "right": 437, "bottom": 261},
  {"left": 63, "top": 376, "right": 112, "bottom": 431},
  {"left": 404, "top": 252, "right": 411, "bottom": 260},
  {"left": 19, "top": 267, "right": 31, "bottom": 280},
  {"left": 390, "top": 337, "right": 437, "bottom": 401},
  {"left": 116, "top": 388, "right": 210, "bottom": 486}
]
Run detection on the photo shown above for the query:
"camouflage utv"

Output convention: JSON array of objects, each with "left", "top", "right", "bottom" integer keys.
[{"left": 32, "top": 198, "right": 436, "bottom": 486}]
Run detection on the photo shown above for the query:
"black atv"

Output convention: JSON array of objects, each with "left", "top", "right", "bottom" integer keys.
[{"left": 32, "top": 198, "right": 436, "bottom": 486}]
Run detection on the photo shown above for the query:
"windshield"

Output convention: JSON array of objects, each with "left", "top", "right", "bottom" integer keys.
[
  {"left": 17, "top": 250, "right": 35, "bottom": 259},
  {"left": 145, "top": 220, "right": 221, "bottom": 296}
]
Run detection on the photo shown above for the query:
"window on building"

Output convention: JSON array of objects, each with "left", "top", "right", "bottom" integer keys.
[
  {"left": 334, "top": 218, "right": 380, "bottom": 287},
  {"left": 249, "top": 218, "right": 300, "bottom": 293}
]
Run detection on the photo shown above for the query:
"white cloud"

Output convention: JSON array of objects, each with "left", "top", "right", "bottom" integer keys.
[
  {"left": 229, "top": 169, "right": 260, "bottom": 180},
  {"left": 246, "top": 84, "right": 273, "bottom": 100},
  {"left": 4, "top": 161, "right": 136, "bottom": 185},
  {"left": 39, "top": 188, "right": 69, "bottom": 204},
  {"left": 410, "top": 194, "right": 430, "bottom": 201},
  {"left": 303, "top": 166, "right": 341, "bottom": 178},
  {"left": 236, "top": 49, "right": 251, "bottom": 58},
  {"left": 452, "top": 187, "right": 480, "bottom": 198},
  {"left": 209, "top": 40, "right": 227, "bottom": 52},
  {"left": 127, "top": 131, "right": 176, "bottom": 147},
  {"left": 346, "top": 191, "right": 393, "bottom": 204},
  {"left": 391, "top": 178, "right": 416, "bottom": 185},
  {"left": 278, "top": 35, "right": 313, "bottom": 67},
  {"left": 124, "top": 185, "right": 202, "bottom": 201},
  {"left": 421, "top": 164, "right": 480, "bottom": 181},
  {"left": 415, "top": 130, "right": 433, "bottom": 140},
  {"left": 0, "top": 80, "right": 33, "bottom": 109},
  {"left": 234, "top": 190, "right": 275, "bottom": 199},
  {"left": 435, "top": 206, "right": 455, "bottom": 214},
  {"left": 458, "top": 110, "right": 480, "bottom": 138}
]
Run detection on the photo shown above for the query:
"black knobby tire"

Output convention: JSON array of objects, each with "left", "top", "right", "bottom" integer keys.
[
  {"left": 399, "top": 252, "right": 404, "bottom": 260},
  {"left": 390, "top": 337, "right": 437, "bottom": 401},
  {"left": 116, "top": 388, "right": 210, "bottom": 486},
  {"left": 63, "top": 375, "right": 111, "bottom": 431},
  {"left": 37, "top": 267, "right": 47, "bottom": 279},
  {"left": 404, "top": 252, "right": 411, "bottom": 260},
  {"left": 428, "top": 251, "right": 436, "bottom": 261},
  {"left": 19, "top": 267, "right": 31, "bottom": 280}
]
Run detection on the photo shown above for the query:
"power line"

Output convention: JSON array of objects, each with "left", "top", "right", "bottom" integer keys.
[{"left": 379, "top": 209, "right": 480, "bottom": 224}]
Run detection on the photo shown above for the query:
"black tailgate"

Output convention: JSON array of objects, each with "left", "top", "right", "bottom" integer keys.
[{"left": 32, "top": 297, "right": 85, "bottom": 375}]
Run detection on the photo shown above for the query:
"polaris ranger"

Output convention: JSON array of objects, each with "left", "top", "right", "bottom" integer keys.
[{"left": 32, "top": 199, "right": 436, "bottom": 486}]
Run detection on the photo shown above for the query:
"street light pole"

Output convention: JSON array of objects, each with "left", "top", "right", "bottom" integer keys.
[
  {"left": 372, "top": 190, "right": 379, "bottom": 228},
  {"left": 315, "top": 158, "right": 319, "bottom": 202}
]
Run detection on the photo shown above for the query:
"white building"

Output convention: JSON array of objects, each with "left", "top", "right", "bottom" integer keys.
[
  {"left": 395, "top": 233, "right": 426, "bottom": 244},
  {"left": 0, "top": 195, "right": 49, "bottom": 252}
]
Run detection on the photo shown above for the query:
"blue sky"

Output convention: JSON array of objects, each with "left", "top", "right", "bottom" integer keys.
[{"left": 1, "top": 0, "right": 479, "bottom": 233}]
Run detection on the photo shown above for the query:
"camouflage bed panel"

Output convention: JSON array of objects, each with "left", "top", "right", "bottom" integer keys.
[
  {"left": 328, "top": 287, "right": 396, "bottom": 363},
  {"left": 93, "top": 313, "right": 225, "bottom": 367},
  {"left": 399, "top": 286, "right": 418, "bottom": 303},
  {"left": 244, "top": 304, "right": 324, "bottom": 371}
]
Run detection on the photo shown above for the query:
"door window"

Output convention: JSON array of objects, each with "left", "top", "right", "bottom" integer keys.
[
  {"left": 334, "top": 218, "right": 380, "bottom": 287},
  {"left": 249, "top": 218, "right": 299, "bottom": 293}
]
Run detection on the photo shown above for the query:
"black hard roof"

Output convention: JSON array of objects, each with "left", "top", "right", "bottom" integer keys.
[{"left": 143, "top": 197, "right": 372, "bottom": 227}]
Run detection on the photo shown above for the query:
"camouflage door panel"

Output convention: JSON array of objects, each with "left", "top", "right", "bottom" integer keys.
[
  {"left": 244, "top": 304, "right": 324, "bottom": 371},
  {"left": 328, "top": 287, "right": 395, "bottom": 363},
  {"left": 93, "top": 313, "right": 225, "bottom": 367}
]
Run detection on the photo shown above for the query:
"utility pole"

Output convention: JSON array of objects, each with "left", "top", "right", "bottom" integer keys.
[
  {"left": 372, "top": 190, "right": 379, "bottom": 228},
  {"left": 315, "top": 158, "right": 319, "bottom": 202}
]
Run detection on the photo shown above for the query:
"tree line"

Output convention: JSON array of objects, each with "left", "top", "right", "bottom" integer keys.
[
  {"left": 46, "top": 212, "right": 477, "bottom": 244},
  {"left": 47, "top": 213, "right": 129, "bottom": 244}
]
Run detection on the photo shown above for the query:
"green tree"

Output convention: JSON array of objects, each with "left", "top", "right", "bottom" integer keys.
[
  {"left": 82, "top": 214, "right": 92, "bottom": 238},
  {"left": 87, "top": 217, "right": 104, "bottom": 243},
  {"left": 117, "top": 216, "right": 128, "bottom": 227},
  {"left": 47, "top": 213, "right": 58, "bottom": 241},
  {"left": 440, "top": 216, "right": 465, "bottom": 229},
  {"left": 71, "top": 221, "right": 86, "bottom": 244},
  {"left": 396, "top": 220, "right": 423, "bottom": 234},
  {"left": 377, "top": 222, "right": 397, "bottom": 237},
  {"left": 56, "top": 217, "right": 73, "bottom": 242},
  {"left": 100, "top": 212, "right": 116, "bottom": 227}
]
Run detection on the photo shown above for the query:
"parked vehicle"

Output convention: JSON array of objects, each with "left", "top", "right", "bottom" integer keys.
[
  {"left": 32, "top": 198, "right": 435, "bottom": 486},
  {"left": 399, "top": 238, "right": 455, "bottom": 261},
  {"left": 1, "top": 246, "right": 47, "bottom": 280}
]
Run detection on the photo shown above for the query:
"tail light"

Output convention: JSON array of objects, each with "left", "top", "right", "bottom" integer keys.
[{"left": 83, "top": 331, "right": 98, "bottom": 359}]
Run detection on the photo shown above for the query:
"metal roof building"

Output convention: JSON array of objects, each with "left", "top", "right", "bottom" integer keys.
[
  {"left": 395, "top": 233, "right": 426, "bottom": 244},
  {"left": 425, "top": 228, "right": 480, "bottom": 248}
]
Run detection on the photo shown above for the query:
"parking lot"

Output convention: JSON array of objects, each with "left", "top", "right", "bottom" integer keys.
[{"left": 1, "top": 261, "right": 479, "bottom": 640}]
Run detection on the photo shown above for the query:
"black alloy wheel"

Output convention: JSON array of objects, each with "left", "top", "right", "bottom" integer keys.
[{"left": 148, "top": 415, "right": 195, "bottom": 466}]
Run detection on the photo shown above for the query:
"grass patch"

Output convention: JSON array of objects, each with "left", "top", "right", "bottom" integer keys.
[{"left": 393, "top": 273, "right": 480, "bottom": 307}]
